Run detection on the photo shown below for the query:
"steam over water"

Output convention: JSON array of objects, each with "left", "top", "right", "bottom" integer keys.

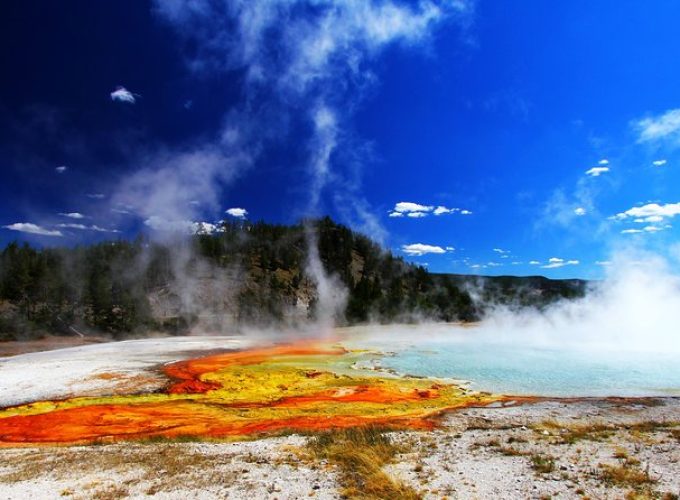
[
  {"left": 343, "top": 253, "right": 680, "bottom": 397},
  {"left": 345, "top": 326, "right": 680, "bottom": 397}
]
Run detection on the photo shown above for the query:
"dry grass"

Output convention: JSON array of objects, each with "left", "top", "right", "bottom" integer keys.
[
  {"left": 497, "top": 445, "right": 529, "bottom": 457},
  {"left": 599, "top": 462, "right": 655, "bottom": 489},
  {"left": 535, "top": 420, "right": 615, "bottom": 444},
  {"left": 307, "top": 426, "right": 421, "bottom": 500}
]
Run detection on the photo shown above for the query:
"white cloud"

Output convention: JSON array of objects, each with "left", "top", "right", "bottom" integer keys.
[
  {"left": 614, "top": 202, "right": 680, "bottom": 221},
  {"left": 529, "top": 260, "right": 540, "bottom": 265},
  {"left": 406, "top": 211, "right": 428, "bottom": 218},
  {"left": 633, "top": 215, "right": 663, "bottom": 223},
  {"left": 401, "top": 243, "right": 447, "bottom": 256},
  {"left": 393, "top": 202, "right": 433, "bottom": 214},
  {"left": 2, "top": 223, "right": 63, "bottom": 237},
  {"left": 433, "top": 205, "right": 458, "bottom": 215},
  {"left": 652, "top": 159, "right": 667, "bottom": 167},
  {"left": 55, "top": 165, "right": 67, "bottom": 173},
  {"left": 585, "top": 166, "right": 610, "bottom": 177},
  {"left": 59, "top": 212, "right": 86, "bottom": 219},
  {"left": 634, "top": 108, "right": 680, "bottom": 143},
  {"left": 110, "top": 86, "right": 137, "bottom": 104},
  {"left": 541, "top": 257, "right": 579, "bottom": 269},
  {"left": 598, "top": 158, "right": 609, "bottom": 165},
  {"left": 445, "top": 246, "right": 455, "bottom": 251},
  {"left": 391, "top": 202, "right": 469, "bottom": 218},
  {"left": 574, "top": 207, "right": 586, "bottom": 216},
  {"left": 225, "top": 207, "right": 248, "bottom": 218},
  {"left": 493, "top": 248, "right": 509, "bottom": 254},
  {"left": 596, "top": 260, "right": 612, "bottom": 266}
]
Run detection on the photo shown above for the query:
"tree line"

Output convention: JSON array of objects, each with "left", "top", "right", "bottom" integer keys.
[{"left": 0, "top": 217, "right": 586, "bottom": 340}]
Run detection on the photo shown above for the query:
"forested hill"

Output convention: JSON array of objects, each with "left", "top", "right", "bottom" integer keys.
[{"left": 0, "top": 217, "right": 587, "bottom": 340}]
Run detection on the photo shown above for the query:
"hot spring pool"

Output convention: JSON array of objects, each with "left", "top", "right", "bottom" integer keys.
[{"left": 343, "top": 326, "right": 680, "bottom": 398}]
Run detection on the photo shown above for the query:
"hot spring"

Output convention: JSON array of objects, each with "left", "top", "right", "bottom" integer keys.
[{"left": 342, "top": 324, "right": 680, "bottom": 398}]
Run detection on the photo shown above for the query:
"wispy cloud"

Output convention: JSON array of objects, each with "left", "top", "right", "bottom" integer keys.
[
  {"left": 55, "top": 165, "right": 67, "bottom": 173},
  {"left": 113, "top": 146, "right": 250, "bottom": 237},
  {"left": 153, "top": 0, "right": 473, "bottom": 238},
  {"left": 585, "top": 166, "right": 610, "bottom": 177},
  {"left": 57, "top": 223, "right": 120, "bottom": 233},
  {"left": 110, "top": 86, "right": 137, "bottom": 104},
  {"left": 155, "top": 0, "right": 472, "bottom": 95},
  {"left": 86, "top": 193, "right": 106, "bottom": 199},
  {"left": 225, "top": 207, "right": 248, "bottom": 219},
  {"left": 2, "top": 222, "right": 63, "bottom": 237},
  {"left": 401, "top": 243, "right": 449, "bottom": 256},
  {"left": 621, "top": 225, "right": 668, "bottom": 235},
  {"left": 143, "top": 216, "right": 221, "bottom": 235},
  {"left": 538, "top": 185, "right": 597, "bottom": 230},
  {"left": 598, "top": 158, "right": 609, "bottom": 165},
  {"left": 652, "top": 159, "right": 667, "bottom": 167},
  {"left": 634, "top": 108, "right": 680, "bottom": 144}
]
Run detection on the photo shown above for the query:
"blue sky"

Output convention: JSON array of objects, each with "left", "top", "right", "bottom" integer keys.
[{"left": 2, "top": 0, "right": 680, "bottom": 279}]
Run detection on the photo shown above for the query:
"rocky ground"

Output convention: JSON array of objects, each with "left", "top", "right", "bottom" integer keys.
[
  {"left": 0, "top": 398, "right": 677, "bottom": 499},
  {"left": 392, "top": 398, "right": 680, "bottom": 499}
]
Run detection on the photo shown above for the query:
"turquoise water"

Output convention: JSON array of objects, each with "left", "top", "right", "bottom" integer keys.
[{"left": 345, "top": 329, "right": 680, "bottom": 397}]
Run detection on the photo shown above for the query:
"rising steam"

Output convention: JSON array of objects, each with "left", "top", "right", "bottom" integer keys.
[
  {"left": 357, "top": 249, "right": 680, "bottom": 355},
  {"left": 103, "top": 1, "right": 472, "bottom": 332},
  {"left": 480, "top": 250, "right": 680, "bottom": 354}
]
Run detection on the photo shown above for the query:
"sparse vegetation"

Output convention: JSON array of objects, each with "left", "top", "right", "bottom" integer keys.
[
  {"left": 531, "top": 453, "right": 556, "bottom": 474},
  {"left": 306, "top": 426, "right": 421, "bottom": 500},
  {"left": 534, "top": 419, "right": 680, "bottom": 445},
  {"left": 0, "top": 444, "right": 236, "bottom": 494}
]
